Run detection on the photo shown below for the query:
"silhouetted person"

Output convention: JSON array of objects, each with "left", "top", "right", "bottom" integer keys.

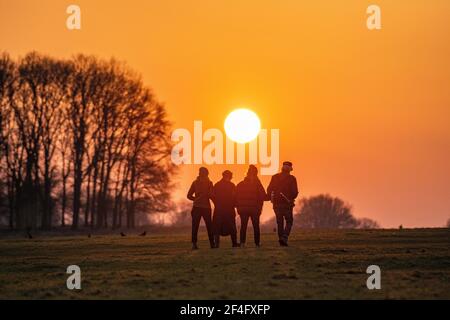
[
  {"left": 187, "top": 167, "right": 215, "bottom": 250},
  {"left": 212, "top": 170, "right": 239, "bottom": 248},
  {"left": 236, "top": 165, "right": 268, "bottom": 247},
  {"left": 267, "top": 161, "right": 299, "bottom": 247}
]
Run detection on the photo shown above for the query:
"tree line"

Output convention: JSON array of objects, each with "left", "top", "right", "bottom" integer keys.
[
  {"left": 252, "top": 194, "right": 380, "bottom": 230},
  {"left": 168, "top": 194, "right": 381, "bottom": 230},
  {"left": 295, "top": 194, "right": 380, "bottom": 229},
  {"left": 0, "top": 52, "right": 173, "bottom": 230}
]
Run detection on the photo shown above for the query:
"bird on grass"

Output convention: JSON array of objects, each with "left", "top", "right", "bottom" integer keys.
[
  {"left": 139, "top": 231, "right": 147, "bottom": 237},
  {"left": 26, "top": 227, "right": 33, "bottom": 239},
  {"left": 88, "top": 234, "right": 91, "bottom": 238},
  {"left": 120, "top": 232, "right": 126, "bottom": 237}
]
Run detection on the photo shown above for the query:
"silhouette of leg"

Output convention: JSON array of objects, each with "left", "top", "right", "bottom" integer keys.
[
  {"left": 191, "top": 207, "right": 202, "bottom": 245},
  {"left": 239, "top": 212, "right": 250, "bottom": 245},
  {"left": 214, "top": 234, "right": 220, "bottom": 248},
  {"left": 283, "top": 208, "right": 294, "bottom": 243},
  {"left": 202, "top": 208, "right": 215, "bottom": 248},
  {"left": 230, "top": 216, "right": 238, "bottom": 247},
  {"left": 251, "top": 212, "right": 261, "bottom": 246},
  {"left": 275, "top": 209, "right": 285, "bottom": 242}
]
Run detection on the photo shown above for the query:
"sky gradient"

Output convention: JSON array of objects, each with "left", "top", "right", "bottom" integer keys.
[{"left": 1, "top": 0, "right": 449, "bottom": 227}]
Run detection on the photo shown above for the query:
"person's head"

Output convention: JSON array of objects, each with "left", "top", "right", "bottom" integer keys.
[
  {"left": 281, "top": 161, "right": 293, "bottom": 174},
  {"left": 247, "top": 165, "right": 258, "bottom": 177},
  {"left": 222, "top": 170, "right": 233, "bottom": 181},
  {"left": 199, "top": 167, "right": 209, "bottom": 178}
]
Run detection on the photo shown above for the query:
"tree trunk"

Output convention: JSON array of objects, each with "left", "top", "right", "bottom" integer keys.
[
  {"left": 72, "top": 153, "right": 82, "bottom": 230},
  {"left": 84, "top": 170, "right": 91, "bottom": 227},
  {"left": 61, "top": 174, "right": 67, "bottom": 227}
]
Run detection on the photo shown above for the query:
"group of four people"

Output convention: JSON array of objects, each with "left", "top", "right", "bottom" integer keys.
[{"left": 187, "top": 161, "right": 299, "bottom": 249}]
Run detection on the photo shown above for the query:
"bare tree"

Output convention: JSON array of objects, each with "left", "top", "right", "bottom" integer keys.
[
  {"left": 357, "top": 217, "right": 380, "bottom": 229},
  {"left": 125, "top": 100, "right": 173, "bottom": 228},
  {"left": 9, "top": 55, "right": 44, "bottom": 229},
  {"left": 297, "top": 194, "right": 359, "bottom": 229},
  {"left": 66, "top": 55, "right": 103, "bottom": 229},
  {"left": 0, "top": 52, "right": 173, "bottom": 230},
  {"left": 0, "top": 53, "right": 17, "bottom": 229},
  {"left": 58, "top": 120, "right": 72, "bottom": 227},
  {"left": 17, "top": 53, "right": 72, "bottom": 229}
]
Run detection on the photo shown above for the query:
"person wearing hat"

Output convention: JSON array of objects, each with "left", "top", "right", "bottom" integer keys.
[
  {"left": 236, "top": 165, "right": 269, "bottom": 247},
  {"left": 211, "top": 170, "right": 239, "bottom": 248},
  {"left": 187, "top": 167, "right": 215, "bottom": 250},
  {"left": 267, "top": 161, "right": 299, "bottom": 246}
]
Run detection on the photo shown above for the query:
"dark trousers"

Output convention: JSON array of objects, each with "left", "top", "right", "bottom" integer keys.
[
  {"left": 213, "top": 212, "right": 238, "bottom": 248},
  {"left": 274, "top": 207, "right": 294, "bottom": 242},
  {"left": 238, "top": 208, "right": 261, "bottom": 245},
  {"left": 214, "top": 232, "right": 238, "bottom": 248},
  {"left": 191, "top": 207, "right": 214, "bottom": 247}
]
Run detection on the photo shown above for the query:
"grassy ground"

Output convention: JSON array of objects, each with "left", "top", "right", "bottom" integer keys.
[{"left": 0, "top": 228, "right": 449, "bottom": 299}]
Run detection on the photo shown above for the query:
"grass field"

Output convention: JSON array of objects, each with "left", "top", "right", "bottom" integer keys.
[{"left": 0, "top": 228, "right": 449, "bottom": 299}]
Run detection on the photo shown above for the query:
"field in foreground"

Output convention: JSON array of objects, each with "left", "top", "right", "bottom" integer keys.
[{"left": 0, "top": 228, "right": 449, "bottom": 299}]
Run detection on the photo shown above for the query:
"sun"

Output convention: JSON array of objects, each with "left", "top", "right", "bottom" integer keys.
[{"left": 224, "top": 108, "right": 261, "bottom": 144}]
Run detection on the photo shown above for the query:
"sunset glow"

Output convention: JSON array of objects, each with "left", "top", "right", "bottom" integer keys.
[
  {"left": 224, "top": 109, "right": 261, "bottom": 144},
  {"left": 1, "top": 1, "right": 450, "bottom": 303},
  {"left": 0, "top": 0, "right": 449, "bottom": 228}
]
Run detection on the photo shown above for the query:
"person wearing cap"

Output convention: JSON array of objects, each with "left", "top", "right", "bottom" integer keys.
[
  {"left": 236, "top": 165, "right": 269, "bottom": 247},
  {"left": 187, "top": 167, "right": 215, "bottom": 250},
  {"left": 211, "top": 170, "right": 239, "bottom": 248},
  {"left": 267, "top": 161, "right": 299, "bottom": 247}
]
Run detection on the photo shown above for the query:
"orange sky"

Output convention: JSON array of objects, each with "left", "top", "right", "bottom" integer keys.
[{"left": 1, "top": 0, "right": 449, "bottom": 227}]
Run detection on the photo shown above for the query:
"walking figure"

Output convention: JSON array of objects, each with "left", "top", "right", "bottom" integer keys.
[
  {"left": 187, "top": 167, "right": 215, "bottom": 250},
  {"left": 212, "top": 170, "right": 239, "bottom": 248},
  {"left": 236, "top": 165, "right": 268, "bottom": 247},
  {"left": 267, "top": 161, "right": 299, "bottom": 247}
]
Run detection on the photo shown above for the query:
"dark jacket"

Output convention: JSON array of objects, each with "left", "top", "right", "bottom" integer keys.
[
  {"left": 236, "top": 176, "right": 268, "bottom": 212},
  {"left": 212, "top": 179, "right": 237, "bottom": 236},
  {"left": 187, "top": 176, "right": 213, "bottom": 209},
  {"left": 212, "top": 179, "right": 236, "bottom": 212},
  {"left": 267, "top": 173, "right": 299, "bottom": 208}
]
